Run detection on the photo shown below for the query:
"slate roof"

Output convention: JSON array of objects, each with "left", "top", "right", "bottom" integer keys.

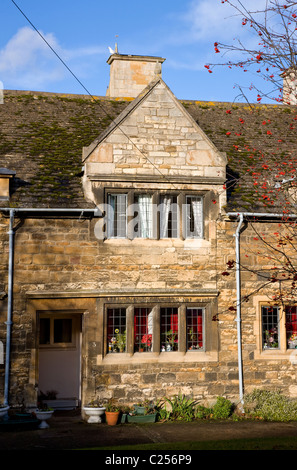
[{"left": 0, "top": 89, "right": 296, "bottom": 212}]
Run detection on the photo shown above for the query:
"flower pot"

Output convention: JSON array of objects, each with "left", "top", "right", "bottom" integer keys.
[
  {"left": 83, "top": 406, "right": 106, "bottom": 423},
  {"left": 133, "top": 405, "right": 146, "bottom": 415},
  {"left": 35, "top": 410, "right": 54, "bottom": 429},
  {"left": 0, "top": 406, "right": 9, "bottom": 420},
  {"left": 127, "top": 413, "right": 157, "bottom": 423},
  {"left": 105, "top": 411, "right": 120, "bottom": 426}
]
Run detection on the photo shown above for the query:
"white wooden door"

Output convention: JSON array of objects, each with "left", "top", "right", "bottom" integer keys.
[{"left": 38, "top": 314, "right": 81, "bottom": 403}]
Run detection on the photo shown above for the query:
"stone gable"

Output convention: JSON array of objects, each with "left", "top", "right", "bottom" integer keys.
[{"left": 83, "top": 79, "right": 226, "bottom": 207}]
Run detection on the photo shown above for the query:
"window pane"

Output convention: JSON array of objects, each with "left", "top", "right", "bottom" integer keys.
[
  {"left": 286, "top": 306, "right": 297, "bottom": 349},
  {"left": 186, "top": 308, "right": 203, "bottom": 350},
  {"left": 160, "top": 307, "right": 178, "bottom": 351},
  {"left": 186, "top": 196, "right": 203, "bottom": 238},
  {"left": 262, "top": 306, "right": 279, "bottom": 349},
  {"left": 107, "top": 308, "right": 126, "bottom": 353},
  {"left": 134, "top": 195, "right": 153, "bottom": 238},
  {"left": 160, "top": 195, "right": 178, "bottom": 238},
  {"left": 54, "top": 319, "right": 72, "bottom": 343},
  {"left": 108, "top": 194, "right": 127, "bottom": 238},
  {"left": 39, "top": 318, "right": 50, "bottom": 344},
  {"left": 134, "top": 308, "right": 153, "bottom": 352}
]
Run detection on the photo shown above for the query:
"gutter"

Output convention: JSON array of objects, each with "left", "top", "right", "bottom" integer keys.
[
  {"left": 227, "top": 211, "right": 297, "bottom": 407},
  {"left": 0, "top": 206, "right": 102, "bottom": 406},
  {"left": 0, "top": 207, "right": 102, "bottom": 216}
]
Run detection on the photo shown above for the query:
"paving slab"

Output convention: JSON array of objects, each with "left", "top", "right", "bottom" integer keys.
[{"left": 1, "top": 410, "right": 297, "bottom": 450}]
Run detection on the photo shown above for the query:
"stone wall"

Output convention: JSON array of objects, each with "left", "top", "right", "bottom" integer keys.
[{"left": 1, "top": 213, "right": 297, "bottom": 409}]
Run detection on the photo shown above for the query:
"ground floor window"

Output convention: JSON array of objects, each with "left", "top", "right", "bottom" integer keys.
[
  {"left": 186, "top": 307, "right": 204, "bottom": 350},
  {"left": 286, "top": 306, "right": 297, "bottom": 349},
  {"left": 261, "top": 304, "right": 297, "bottom": 351},
  {"left": 262, "top": 306, "right": 279, "bottom": 350},
  {"left": 106, "top": 303, "right": 206, "bottom": 355},
  {"left": 107, "top": 308, "right": 126, "bottom": 353},
  {"left": 160, "top": 307, "right": 178, "bottom": 352},
  {"left": 134, "top": 307, "right": 153, "bottom": 352}
]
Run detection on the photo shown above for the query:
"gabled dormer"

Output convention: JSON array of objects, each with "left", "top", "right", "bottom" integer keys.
[
  {"left": 0, "top": 168, "right": 16, "bottom": 202},
  {"left": 82, "top": 55, "right": 227, "bottom": 242}
]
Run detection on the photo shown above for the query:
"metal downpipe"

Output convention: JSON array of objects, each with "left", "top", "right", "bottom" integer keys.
[
  {"left": 4, "top": 209, "right": 15, "bottom": 406},
  {"left": 234, "top": 213, "right": 244, "bottom": 405}
]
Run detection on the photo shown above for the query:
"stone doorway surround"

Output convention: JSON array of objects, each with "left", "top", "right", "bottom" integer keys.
[{"left": 26, "top": 295, "right": 97, "bottom": 409}]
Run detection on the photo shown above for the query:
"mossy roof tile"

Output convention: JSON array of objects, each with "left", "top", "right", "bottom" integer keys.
[{"left": 0, "top": 90, "right": 296, "bottom": 212}]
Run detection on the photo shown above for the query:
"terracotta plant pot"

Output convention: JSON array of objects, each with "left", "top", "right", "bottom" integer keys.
[{"left": 105, "top": 411, "right": 120, "bottom": 426}]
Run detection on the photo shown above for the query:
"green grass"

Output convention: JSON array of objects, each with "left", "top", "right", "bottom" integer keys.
[{"left": 90, "top": 436, "right": 297, "bottom": 450}]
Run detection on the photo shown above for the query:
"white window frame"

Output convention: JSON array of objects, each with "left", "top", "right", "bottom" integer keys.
[
  {"left": 106, "top": 191, "right": 204, "bottom": 240},
  {"left": 185, "top": 195, "right": 203, "bottom": 239},
  {"left": 107, "top": 193, "right": 127, "bottom": 238},
  {"left": 254, "top": 297, "right": 297, "bottom": 360}
]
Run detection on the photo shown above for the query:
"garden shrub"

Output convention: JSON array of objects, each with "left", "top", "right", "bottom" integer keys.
[
  {"left": 163, "top": 393, "right": 200, "bottom": 422},
  {"left": 244, "top": 389, "right": 297, "bottom": 422},
  {"left": 194, "top": 405, "right": 213, "bottom": 419},
  {"left": 212, "top": 396, "right": 233, "bottom": 419}
]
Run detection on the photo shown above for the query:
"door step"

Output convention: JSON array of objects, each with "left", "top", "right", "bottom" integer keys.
[{"left": 43, "top": 399, "right": 79, "bottom": 410}]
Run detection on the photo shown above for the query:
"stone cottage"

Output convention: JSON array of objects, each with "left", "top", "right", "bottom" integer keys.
[{"left": 1, "top": 52, "right": 297, "bottom": 414}]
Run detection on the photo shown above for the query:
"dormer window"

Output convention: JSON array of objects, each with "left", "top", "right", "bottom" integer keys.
[
  {"left": 0, "top": 168, "right": 16, "bottom": 202},
  {"left": 160, "top": 195, "right": 178, "bottom": 239},
  {"left": 107, "top": 193, "right": 127, "bottom": 238},
  {"left": 186, "top": 196, "right": 203, "bottom": 239},
  {"left": 106, "top": 190, "right": 204, "bottom": 240},
  {"left": 134, "top": 194, "right": 153, "bottom": 238}
]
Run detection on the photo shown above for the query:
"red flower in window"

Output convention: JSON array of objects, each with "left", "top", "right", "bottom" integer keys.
[{"left": 141, "top": 334, "right": 152, "bottom": 346}]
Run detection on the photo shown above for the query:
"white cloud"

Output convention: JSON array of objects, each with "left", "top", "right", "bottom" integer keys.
[
  {"left": 0, "top": 27, "right": 57, "bottom": 73},
  {"left": 162, "top": 0, "right": 272, "bottom": 73},
  {"left": 0, "top": 27, "right": 106, "bottom": 90},
  {"left": 187, "top": 0, "right": 268, "bottom": 41}
]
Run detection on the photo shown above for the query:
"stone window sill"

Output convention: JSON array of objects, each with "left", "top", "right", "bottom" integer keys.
[{"left": 97, "top": 350, "right": 218, "bottom": 365}]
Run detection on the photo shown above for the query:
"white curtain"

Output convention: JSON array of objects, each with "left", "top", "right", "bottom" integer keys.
[
  {"left": 107, "top": 194, "right": 115, "bottom": 238},
  {"left": 108, "top": 194, "right": 127, "bottom": 238},
  {"left": 160, "top": 196, "right": 172, "bottom": 238},
  {"left": 137, "top": 195, "right": 152, "bottom": 238},
  {"left": 187, "top": 197, "right": 203, "bottom": 238}
]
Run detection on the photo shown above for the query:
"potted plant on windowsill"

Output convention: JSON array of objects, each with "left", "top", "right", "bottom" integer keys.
[
  {"left": 264, "top": 328, "right": 278, "bottom": 349},
  {"left": 163, "top": 329, "right": 178, "bottom": 351},
  {"left": 105, "top": 399, "right": 120, "bottom": 425},
  {"left": 288, "top": 333, "right": 297, "bottom": 349},
  {"left": 83, "top": 400, "right": 106, "bottom": 423},
  {"left": 109, "top": 329, "right": 126, "bottom": 353},
  {"left": 140, "top": 334, "right": 152, "bottom": 352}
]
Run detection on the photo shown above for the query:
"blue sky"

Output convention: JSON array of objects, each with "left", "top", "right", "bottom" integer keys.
[{"left": 0, "top": 0, "right": 270, "bottom": 102}]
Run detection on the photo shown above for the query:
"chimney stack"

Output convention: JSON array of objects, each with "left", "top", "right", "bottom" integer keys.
[
  {"left": 282, "top": 67, "right": 297, "bottom": 105},
  {"left": 106, "top": 53, "right": 165, "bottom": 99}
]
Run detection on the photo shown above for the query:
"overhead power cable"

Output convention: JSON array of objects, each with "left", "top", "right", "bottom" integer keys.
[{"left": 10, "top": 0, "right": 179, "bottom": 186}]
